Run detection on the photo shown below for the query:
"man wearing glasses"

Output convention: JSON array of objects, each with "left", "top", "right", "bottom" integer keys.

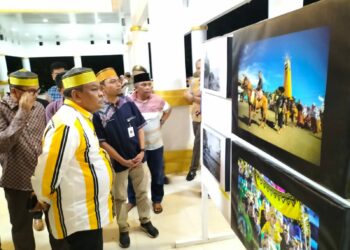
[{"left": 0, "top": 69, "right": 46, "bottom": 250}]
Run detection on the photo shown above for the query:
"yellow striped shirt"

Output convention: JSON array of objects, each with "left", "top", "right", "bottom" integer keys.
[{"left": 31, "top": 99, "right": 113, "bottom": 239}]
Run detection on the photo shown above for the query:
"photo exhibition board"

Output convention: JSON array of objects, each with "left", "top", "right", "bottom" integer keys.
[
  {"left": 201, "top": 36, "right": 232, "bottom": 98},
  {"left": 231, "top": 142, "right": 350, "bottom": 250},
  {"left": 231, "top": 0, "right": 350, "bottom": 197},
  {"left": 202, "top": 125, "right": 231, "bottom": 192}
]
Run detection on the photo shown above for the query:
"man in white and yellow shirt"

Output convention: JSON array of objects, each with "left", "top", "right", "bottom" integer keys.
[{"left": 31, "top": 67, "right": 113, "bottom": 250}]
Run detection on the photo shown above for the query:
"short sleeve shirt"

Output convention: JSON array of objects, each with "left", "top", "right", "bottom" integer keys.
[{"left": 93, "top": 96, "right": 146, "bottom": 172}]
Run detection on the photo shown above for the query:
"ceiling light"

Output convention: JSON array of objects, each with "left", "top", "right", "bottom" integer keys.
[
  {"left": 11, "top": 28, "right": 17, "bottom": 32},
  {"left": 43, "top": 18, "right": 48, "bottom": 23}
]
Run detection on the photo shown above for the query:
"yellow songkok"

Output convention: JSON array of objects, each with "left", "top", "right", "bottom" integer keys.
[
  {"left": 9, "top": 69, "right": 39, "bottom": 87},
  {"left": 96, "top": 67, "right": 118, "bottom": 83},
  {"left": 62, "top": 67, "right": 97, "bottom": 89}
]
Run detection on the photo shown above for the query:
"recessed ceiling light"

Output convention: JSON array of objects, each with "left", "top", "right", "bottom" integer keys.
[
  {"left": 43, "top": 18, "right": 48, "bottom": 23},
  {"left": 11, "top": 28, "right": 17, "bottom": 32},
  {"left": 25, "top": 33, "right": 29, "bottom": 37}
]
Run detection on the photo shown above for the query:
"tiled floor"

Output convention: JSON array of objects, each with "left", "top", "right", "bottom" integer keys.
[{"left": 0, "top": 173, "right": 245, "bottom": 250}]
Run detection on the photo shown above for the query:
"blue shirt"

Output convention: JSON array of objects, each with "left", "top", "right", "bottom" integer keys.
[
  {"left": 93, "top": 96, "right": 146, "bottom": 172},
  {"left": 48, "top": 85, "right": 62, "bottom": 101}
]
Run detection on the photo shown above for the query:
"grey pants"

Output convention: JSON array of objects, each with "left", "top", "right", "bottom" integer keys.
[
  {"left": 190, "top": 121, "right": 201, "bottom": 171},
  {"left": 4, "top": 188, "right": 35, "bottom": 250}
]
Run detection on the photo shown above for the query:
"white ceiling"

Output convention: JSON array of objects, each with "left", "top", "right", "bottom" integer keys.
[{"left": 0, "top": 9, "right": 130, "bottom": 43}]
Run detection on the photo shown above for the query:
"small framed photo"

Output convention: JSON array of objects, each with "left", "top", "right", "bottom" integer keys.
[
  {"left": 202, "top": 125, "right": 231, "bottom": 191},
  {"left": 202, "top": 36, "right": 233, "bottom": 98}
]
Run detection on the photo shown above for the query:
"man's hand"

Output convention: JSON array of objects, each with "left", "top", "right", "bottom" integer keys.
[
  {"left": 29, "top": 200, "right": 50, "bottom": 212},
  {"left": 132, "top": 151, "right": 144, "bottom": 166},
  {"left": 123, "top": 159, "right": 138, "bottom": 169},
  {"left": 19, "top": 92, "right": 36, "bottom": 112}
]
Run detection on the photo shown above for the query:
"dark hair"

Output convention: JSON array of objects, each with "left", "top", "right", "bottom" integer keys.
[
  {"left": 55, "top": 71, "right": 67, "bottom": 89},
  {"left": 125, "top": 72, "right": 131, "bottom": 77},
  {"left": 50, "top": 62, "right": 67, "bottom": 73},
  {"left": 63, "top": 85, "right": 84, "bottom": 98}
]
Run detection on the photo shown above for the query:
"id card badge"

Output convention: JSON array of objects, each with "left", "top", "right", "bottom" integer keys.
[{"left": 128, "top": 126, "right": 135, "bottom": 138}]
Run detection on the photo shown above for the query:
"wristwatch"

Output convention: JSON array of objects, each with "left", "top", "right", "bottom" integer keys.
[{"left": 140, "top": 148, "right": 145, "bottom": 152}]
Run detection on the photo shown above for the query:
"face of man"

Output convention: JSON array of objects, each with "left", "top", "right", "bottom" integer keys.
[
  {"left": 72, "top": 82, "right": 103, "bottom": 113},
  {"left": 11, "top": 86, "right": 40, "bottom": 103},
  {"left": 52, "top": 68, "right": 66, "bottom": 81},
  {"left": 102, "top": 77, "right": 122, "bottom": 96},
  {"left": 135, "top": 81, "right": 152, "bottom": 100}
]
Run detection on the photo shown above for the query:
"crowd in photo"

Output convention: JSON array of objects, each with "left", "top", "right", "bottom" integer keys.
[
  {"left": 239, "top": 73, "right": 323, "bottom": 135},
  {"left": 237, "top": 159, "right": 319, "bottom": 250}
]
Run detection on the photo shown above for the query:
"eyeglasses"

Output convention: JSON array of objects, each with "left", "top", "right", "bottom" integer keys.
[{"left": 15, "top": 87, "right": 41, "bottom": 94}]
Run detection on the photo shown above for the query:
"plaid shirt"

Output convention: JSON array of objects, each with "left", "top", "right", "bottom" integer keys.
[
  {"left": 48, "top": 85, "right": 62, "bottom": 101},
  {"left": 0, "top": 94, "right": 46, "bottom": 191}
]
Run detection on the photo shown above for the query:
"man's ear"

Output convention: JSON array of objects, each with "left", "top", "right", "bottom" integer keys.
[{"left": 71, "top": 89, "right": 82, "bottom": 104}]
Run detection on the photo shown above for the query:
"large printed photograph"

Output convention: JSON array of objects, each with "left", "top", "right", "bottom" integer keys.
[
  {"left": 237, "top": 158, "right": 319, "bottom": 250},
  {"left": 202, "top": 126, "right": 230, "bottom": 191},
  {"left": 237, "top": 27, "right": 329, "bottom": 166},
  {"left": 231, "top": 142, "right": 350, "bottom": 250},
  {"left": 231, "top": 0, "right": 350, "bottom": 196}
]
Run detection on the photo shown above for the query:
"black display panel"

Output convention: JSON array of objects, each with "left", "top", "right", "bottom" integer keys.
[
  {"left": 29, "top": 57, "right": 74, "bottom": 90},
  {"left": 81, "top": 55, "right": 124, "bottom": 75}
]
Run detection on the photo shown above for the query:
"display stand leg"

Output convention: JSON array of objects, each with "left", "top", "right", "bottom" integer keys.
[{"left": 175, "top": 182, "right": 235, "bottom": 248}]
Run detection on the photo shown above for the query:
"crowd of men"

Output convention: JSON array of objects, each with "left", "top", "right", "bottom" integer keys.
[{"left": 0, "top": 60, "right": 205, "bottom": 250}]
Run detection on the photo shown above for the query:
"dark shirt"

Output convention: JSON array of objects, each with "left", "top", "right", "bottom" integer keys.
[
  {"left": 36, "top": 98, "right": 50, "bottom": 108},
  {"left": 93, "top": 96, "right": 146, "bottom": 172}
]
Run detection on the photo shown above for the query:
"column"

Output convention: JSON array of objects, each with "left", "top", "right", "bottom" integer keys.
[
  {"left": 74, "top": 55, "right": 82, "bottom": 67},
  {"left": 22, "top": 57, "right": 31, "bottom": 71},
  {"left": 148, "top": 0, "right": 186, "bottom": 90},
  {"left": 128, "top": 26, "right": 150, "bottom": 72},
  {"left": 0, "top": 54, "right": 8, "bottom": 81},
  {"left": 191, "top": 25, "right": 207, "bottom": 73},
  {"left": 0, "top": 54, "right": 9, "bottom": 96},
  {"left": 148, "top": 0, "right": 193, "bottom": 173}
]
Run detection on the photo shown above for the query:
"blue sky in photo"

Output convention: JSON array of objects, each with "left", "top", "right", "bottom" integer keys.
[{"left": 238, "top": 26, "right": 330, "bottom": 107}]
